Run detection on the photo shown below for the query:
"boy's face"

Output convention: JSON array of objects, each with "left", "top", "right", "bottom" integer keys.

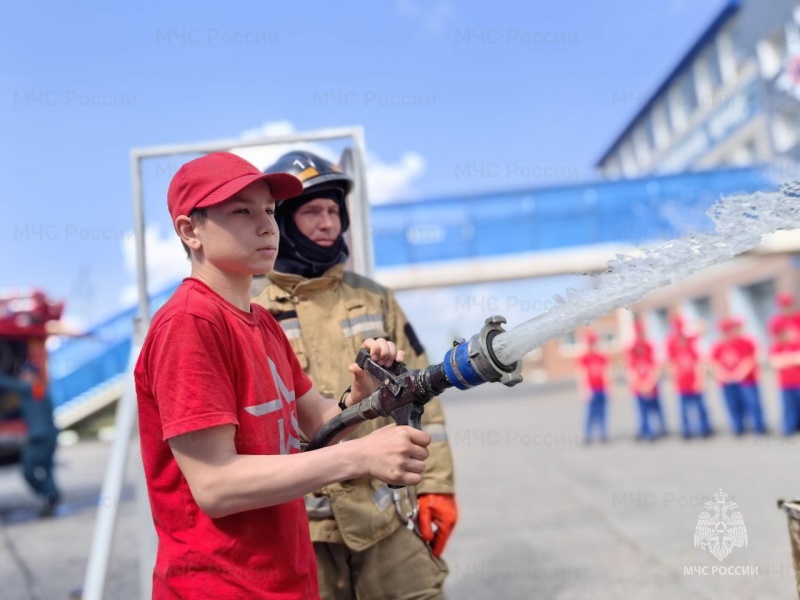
[
  {"left": 292, "top": 197, "right": 342, "bottom": 248},
  {"left": 193, "top": 181, "right": 279, "bottom": 275}
]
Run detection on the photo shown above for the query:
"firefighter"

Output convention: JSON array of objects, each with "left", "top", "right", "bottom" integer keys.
[
  {"left": 0, "top": 337, "right": 61, "bottom": 515},
  {"left": 252, "top": 151, "right": 455, "bottom": 599}
]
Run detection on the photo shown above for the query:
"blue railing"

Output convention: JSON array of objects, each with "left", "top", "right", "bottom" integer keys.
[
  {"left": 47, "top": 166, "right": 777, "bottom": 410},
  {"left": 49, "top": 284, "right": 179, "bottom": 410}
]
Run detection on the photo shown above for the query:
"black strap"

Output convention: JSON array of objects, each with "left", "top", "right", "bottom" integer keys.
[{"left": 338, "top": 386, "right": 351, "bottom": 411}]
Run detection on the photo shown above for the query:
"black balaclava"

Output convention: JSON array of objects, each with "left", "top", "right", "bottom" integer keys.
[{"left": 274, "top": 185, "right": 350, "bottom": 279}]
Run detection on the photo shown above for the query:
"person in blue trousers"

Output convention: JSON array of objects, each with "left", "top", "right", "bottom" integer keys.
[
  {"left": 711, "top": 317, "right": 766, "bottom": 436},
  {"left": 576, "top": 329, "right": 610, "bottom": 444},
  {"left": 0, "top": 337, "right": 61, "bottom": 515},
  {"left": 666, "top": 315, "right": 713, "bottom": 439},
  {"left": 627, "top": 320, "right": 667, "bottom": 441},
  {"left": 769, "top": 325, "right": 800, "bottom": 436}
]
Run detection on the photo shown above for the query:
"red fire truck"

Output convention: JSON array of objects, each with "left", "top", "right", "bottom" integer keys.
[{"left": 0, "top": 290, "right": 64, "bottom": 464}]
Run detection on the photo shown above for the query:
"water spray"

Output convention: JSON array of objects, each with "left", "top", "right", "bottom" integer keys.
[{"left": 306, "top": 182, "right": 800, "bottom": 451}]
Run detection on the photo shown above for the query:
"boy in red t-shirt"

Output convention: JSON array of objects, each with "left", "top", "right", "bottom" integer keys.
[
  {"left": 769, "top": 323, "right": 800, "bottom": 435},
  {"left": 710, "top": 317, "right": 766, "bottom": 436},
  {"left": 576, "top": 329, "right": 609, "bottom": 444},
  {"left": 627, "top": 321, "right": 667, "bottom": 441},
  {"left": 135, "top": 152, "right": 431, "bottom": 599},
  {"left": 665, "top": 315, "right": 712, "bottom": 439}
]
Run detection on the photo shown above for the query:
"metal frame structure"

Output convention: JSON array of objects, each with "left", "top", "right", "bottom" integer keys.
[{"left": 81, "top": 127, "right": 372, "bottom": 600}]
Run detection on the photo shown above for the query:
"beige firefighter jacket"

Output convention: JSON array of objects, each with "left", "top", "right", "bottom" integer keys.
[{"left": 252, "top": 263, "right": 455, "bottom": 551}]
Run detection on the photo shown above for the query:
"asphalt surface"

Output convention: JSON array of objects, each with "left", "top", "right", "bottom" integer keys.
[{"left": 1, "top": 378, "right": 799, "bottom": 599}]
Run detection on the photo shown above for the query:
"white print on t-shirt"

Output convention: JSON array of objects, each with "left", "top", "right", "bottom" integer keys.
[{"left": 244, "top": 358, "right": 302, "bottom": 454}]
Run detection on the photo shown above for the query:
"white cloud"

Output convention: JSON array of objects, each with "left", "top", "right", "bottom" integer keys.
[
  {"left": 120, "top": 224, "right": 190, "bottom": 307},
  {"left": 396, "top": 0, "right": 454, "bottom": 33},
  {"left": 365, "top": 151, "right": 426, "bottom": 203},
  {"left": 231, "top": 121, "right": 339, "bottom": 172}
]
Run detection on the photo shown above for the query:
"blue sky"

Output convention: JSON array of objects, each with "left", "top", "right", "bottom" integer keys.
[{"left": 1, "top": 0, "right": 728, "bottom": 345}]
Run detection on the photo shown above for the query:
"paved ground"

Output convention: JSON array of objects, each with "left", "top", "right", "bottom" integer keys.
[{"left": 1, "top": 378, "right": 799, "bottom": 599}]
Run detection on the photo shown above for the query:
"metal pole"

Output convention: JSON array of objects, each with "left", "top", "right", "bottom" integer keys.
[
  {"left": 131, "top": 152, "right": 151, "bottom": 322},
  {"left": 349, "top": 127, "right": 375, "bottom": 278},
  {"left": 81, "top": 150, "right": 155, "bottom": 599},
  {"left": 80, "top": 328, "right": 145, "bottom": 600}
]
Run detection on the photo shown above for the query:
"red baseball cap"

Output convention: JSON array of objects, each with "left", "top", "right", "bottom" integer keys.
[{"left": 167, "top": 152, "right": 303, "bottom": 223}]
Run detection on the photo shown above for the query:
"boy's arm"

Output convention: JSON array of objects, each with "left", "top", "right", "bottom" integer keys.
[
  {"left": 732, "top": 357, "right": 756, "bottom": 382},
  {"left": 709, "top": 357, "right": 729, "bottom": 382},
  {"left": 169, "top": 422, "right": 429, "bottom": 519}
]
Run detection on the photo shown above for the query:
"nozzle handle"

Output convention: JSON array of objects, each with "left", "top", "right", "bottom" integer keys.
[{"left": 355, "top": 348, "right": 407, "bottom": 395}]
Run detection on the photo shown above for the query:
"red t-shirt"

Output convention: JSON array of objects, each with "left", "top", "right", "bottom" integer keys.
[
  {"left": 627, "top": 352, "right": 657, "bottom": 395},
  {"left": 666, "top": 336, "right": 701, "bottom": 394},
  {"left": 770, "top": 340, "right": 800, "bottom": 389},
  {"left": 135, "top": 279, "right": 317, "bottom": 600},
  {"left": 578, "top": 351, "right": 607, "bottom": 392},
  {"left": 711, "top": 337, "right": 758, "bottom": 385}
]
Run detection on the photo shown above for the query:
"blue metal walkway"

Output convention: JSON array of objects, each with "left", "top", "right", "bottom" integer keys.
[{"left": 48, "top": 166, "right": 777, "bottom": 418}]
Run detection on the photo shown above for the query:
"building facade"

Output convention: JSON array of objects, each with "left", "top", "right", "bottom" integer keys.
[
  {"left": 597, "top": 0, "right": 800, "bottom": 179},
  {"left": 551, "top": 0, "right": 800, "bottom": 397}
]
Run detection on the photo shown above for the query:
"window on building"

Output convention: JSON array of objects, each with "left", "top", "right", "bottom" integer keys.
[
  {"left": 740, "top": 279, "right": 776, "bottom": 342},
  {"left": 651, "top": 101, "right": 671, "bottom": 149},
  {"left": 620, "top": 140, "right": 638, "bottom": 177},
  {"left": 696, "top": 44, "right": 722, "bottom": 110},
  {"left": 680, "top": 71, "right": 699, "bottom": 117},
  {"left": 717, "top": 25, "right": 738, "bottom": 84},
  {"left": 706, "top": 43, "right": 723, "bottom": 91},
  {"left": 668, "top": 83, "right": 688, "bottom": 133},
  {"left": 561, "top": 331, "right": 578, "bottom": 349},
  {"left": 757, "top": 25, "right": 787, "bottom": 79},
  {"left": 650, "top": 308, "right": 670, "bottom": 347},
  {"left": 689, "top": 296, "right": 713, "bottom": 351},
  {"left": 633, "top": 121, "right": 652, "bottom": 166},
  {"left": 771, "top": 109, "right": 800, "bottom": 154}
]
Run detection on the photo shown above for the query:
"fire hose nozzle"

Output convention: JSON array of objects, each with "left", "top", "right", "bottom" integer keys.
[
  {"left": 442, "top": 315, "right": 522, "bottom": 389},
  {"left": 304, "top": 314, "right": 523, "bottom": 452}
]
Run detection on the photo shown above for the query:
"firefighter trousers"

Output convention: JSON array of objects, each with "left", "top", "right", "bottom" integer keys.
[{"left": 314, "top": 525, "right": 448, "bottom": 600}]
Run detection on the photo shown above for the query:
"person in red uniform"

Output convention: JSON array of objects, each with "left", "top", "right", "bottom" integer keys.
[
  {"left": 576, "top": 329, "right": 609, "bottom": 444},
  {"left": 769, "top": 292, "right": 800, "bottom": 343},
  {"left": 769, "top": 325, "right": 800, "bottom": 435},
  {"left": 627, "top": 320, "right": 667, "bottom": 441},
  {"left": 135, "top": 152, "right": 432, "bottom": 599},
  {"left": 666, "top": 315, "right": 712, "bottom": 439},
  {"left": 710, "top": 316, "right": 766, "bottom": 436}
]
